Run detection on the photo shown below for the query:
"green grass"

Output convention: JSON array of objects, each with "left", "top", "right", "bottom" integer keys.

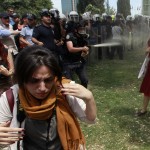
[{"left": 81, "top": 48, "right": 150, "bottom": 150}]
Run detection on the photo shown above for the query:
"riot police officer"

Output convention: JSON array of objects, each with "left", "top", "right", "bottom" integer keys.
[
  {"left": 49, "top": 8, "right": 68, "bottom": 69},
  {"left": 61, "top": 19, "right": 89, "bottom": 88}
]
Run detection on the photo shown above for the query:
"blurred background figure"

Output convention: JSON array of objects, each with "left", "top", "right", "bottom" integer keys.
[
  {"left": 19, "top": 14, "right": 28, "bottom": 29},
  {"left": 19, "top": 13, "right": 37, "bottom": 49},
  {"left": 11, "top": 13, "right": 21, "bottom": 51},
  {"left": 12, "top": 13, "right": 20, "bottom": 30},
  {"left": 0, "top": 40, "right": 14, "bottom": 95},
  {"left": 49, "top": 8, "right": 66, "bottom": 64},
  {"left": 126, "top": 15, "right": 134, "bottom": 51},
  {"left": 59, "top": 13, "right": 67, "bottom": 38},
  {"left": 6, "top": 6, "right": 15, "bottom": 26},
  {"left": 0, "top": 12, "right": 19, "bottom": 59},
  {"left": 110, "top": 20, "right": 124, "bottom": 60}
]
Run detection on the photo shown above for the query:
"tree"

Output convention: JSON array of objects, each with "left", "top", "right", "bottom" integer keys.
[
  {"left": 0, "top": 0, "right": 53, "bottom": 17},
  {"left": 109, "top": 7, "right": 117, "bottom": 15},
  {"left": 77, "top": 0, "right": 105, "bottom": 14},
  {"left": 77, "top": 1, "right": 87, "bottom": 14},
  {"left": 117, "top": 0, "right": 131, "bottom": 18},
  {"left": 85, "top": 4, "right": 101, "bottom": 14}
]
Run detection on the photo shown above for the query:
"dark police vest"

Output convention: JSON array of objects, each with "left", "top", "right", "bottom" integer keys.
[{"left": 62, "top": 32, "right": 87, "bottom": 63}]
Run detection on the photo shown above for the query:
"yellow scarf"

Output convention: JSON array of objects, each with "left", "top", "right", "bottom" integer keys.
[{"left": 19, "top": 77, "right": 85, "bottom": 150}]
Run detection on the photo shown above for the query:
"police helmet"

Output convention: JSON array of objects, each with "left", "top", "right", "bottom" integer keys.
[
  {"left": 115, "top": 13, "right": 124, "bottom": 20},
  {"left": 92, "top": 14, "right": 100, "bottom": 21},
  {"left": 40, "top": 9, "right": 51, "bottom": 17},
  {"left": 126, "top": 15, "right": 132, "bottom": 21},
  {"left": 134, "top": 14, "right": 139, "bottom": 19},
  {"left": 82, "top": 12, "right": 91, "bottom": 21},
  {"left": 65, "top": 21, "right": 76, "bottom": 32},
  {"left": 59, "top": 13, "right": 67, "bottom": 26},
  {"left": 59, "top": 13, "right": 66, "bottom": 20},
  {"left": 65, "top": 21, "right": 82, "bottom": 32},
  {"left": 76, "top": 23, "right": 86, "bottom": 34},
  {"left": 102, "top": 13, "right": 107, "bottom": 20},
  {"left": 49, "top": 8, "right": 60, "bottom": 19},
  {"left": 69, "top": 11, "right": 79, "bottom": 22},
  {"left": 133, "top": 14, "right": 143, "bottom": 22}
]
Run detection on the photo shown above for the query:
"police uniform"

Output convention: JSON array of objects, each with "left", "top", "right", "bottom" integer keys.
[
  {"left": 62, "top": 29, "right": 88, "bottom": 88},
  {"left": 32, "top": 24, "right": 56, "bottom": 52}
]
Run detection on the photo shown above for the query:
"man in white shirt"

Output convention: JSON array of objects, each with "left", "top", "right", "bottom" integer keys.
[{"left": 0, "top": 12, "right": 19, "bottom": 59}]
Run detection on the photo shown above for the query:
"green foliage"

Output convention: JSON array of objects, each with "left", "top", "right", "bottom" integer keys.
[
  {"left": 0, "top": 0, "right": 53, "bottom": 17},
  {"left": 108, "top": 7, "right": 117, "bottom": 15},
  {"left": 85, "top": 4, "right": 101, "bottom": 14},
  {"left": 77, "top": 0, "right": 86, "bottom": 14},
  {"left": 117, "top": 0, "right": 131, "bottom": 18},
  {"left": 80, "top": 46, "right": 150, "bottom": 149},
  {"left": 105, "top": 0, "right": 116, "bottom": 15},
  {"left": 77, "top": 0, "right": 105, "bottom": 14}
]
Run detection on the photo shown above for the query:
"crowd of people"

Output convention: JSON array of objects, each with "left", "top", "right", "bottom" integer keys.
[
  {"left": 0, "top": 6, "right": 149, "bottom": 90},
  {"left": 0, "top": 4, "right": 150, "bottom": 149},
  {"left": 0, "top": 6, "right": 97, "bottom": 150}
]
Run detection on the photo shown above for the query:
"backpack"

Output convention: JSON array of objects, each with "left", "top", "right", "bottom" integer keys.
[
  {"left": 6, "top": 88, "right": 26, "bottom": 123},
  {"left": 6, "top": 89, "right": 25, "bottom": 150},
  {"left": 6, "top": 88, "right": 14, "bottom": 113}
]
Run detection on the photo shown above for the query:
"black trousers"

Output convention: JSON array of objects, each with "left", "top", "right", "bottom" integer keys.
[{"left": 62, "top": 61, "right": 88, "bottom": 88}]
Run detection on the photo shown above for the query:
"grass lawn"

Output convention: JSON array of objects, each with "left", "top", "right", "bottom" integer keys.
[{"left": 81, "top": 47, "right": 150, "bottom": 150}]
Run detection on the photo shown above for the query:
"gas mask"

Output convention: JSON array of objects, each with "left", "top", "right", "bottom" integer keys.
[{"left": 77, "top": 27, "right": 89, "bottom": 39}]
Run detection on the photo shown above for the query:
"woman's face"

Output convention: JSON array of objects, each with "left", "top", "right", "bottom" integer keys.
[{"left": 24, "top": 65, "right": 55, "bottom": 100}]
